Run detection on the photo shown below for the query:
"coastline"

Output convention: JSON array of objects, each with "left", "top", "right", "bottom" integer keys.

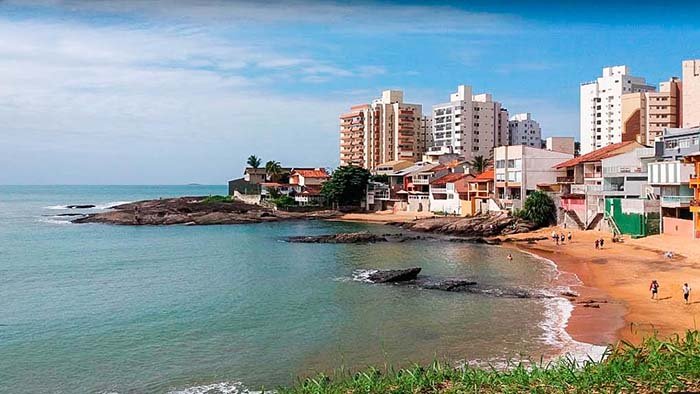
[{"left": 336, "top": 213, "right": 700, "bottom": 353}]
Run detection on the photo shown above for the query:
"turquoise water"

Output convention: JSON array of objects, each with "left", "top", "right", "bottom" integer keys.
[{"left": 0, "top": 186, "right": 586, "bottom": 393}]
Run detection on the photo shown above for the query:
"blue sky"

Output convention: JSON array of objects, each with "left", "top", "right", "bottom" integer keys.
[{"left": 1, "top": 1, "right": 699, "bottom": 184}]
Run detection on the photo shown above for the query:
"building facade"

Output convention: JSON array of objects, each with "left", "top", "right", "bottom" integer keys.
[
  {"left": 545, "top": 137, "right": 575, "bottom": 155},
  {"left": 493, "top": 145, "right": 572, "bottom": 210},
  {"left": 339, "top": 90, "right": 423, "bottom": 171},
  {"left": 580, "top": 66, "right": 655, "bottom": 154},
  {"left": 430, "top": 85, "right": 508, "bottom": 161},
  {"left": 621, "top": 77, "right": 682, "bottom": 145},
  {"left": 682, "top": 59, "right": 700, "bottom": 128},
  {"left": 508, "top": 113, "right": 542, "bottom": 148}
]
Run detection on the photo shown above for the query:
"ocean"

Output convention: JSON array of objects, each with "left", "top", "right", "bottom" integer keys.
[{"left": 0, "top": 185, "right": 603, "bottom": 393}]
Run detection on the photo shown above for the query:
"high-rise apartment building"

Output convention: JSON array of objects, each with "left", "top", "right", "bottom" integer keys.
[
  {"left": 508, "top": 113, "right": 542, "bottom": 148},
  {"left": 430, "top": 85, "right": 508, "bottom": 161},
  {"left": 682, "top": 59, "right": 700, "bottom": 128},
  {"left": 621, "top": 77, "right": 682, "bottom": 145},
  {"left": 580, "top": 66, "right": 655, "bottom": 154},
  {"left": 416, "top": 116, "right": 433, "bottom": 158},
  {"left": 339, "top": 90, "right": 423, "bottom": 171}
]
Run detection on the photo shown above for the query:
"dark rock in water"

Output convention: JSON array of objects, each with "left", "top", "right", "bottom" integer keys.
[
  {"left": 447, "top": 237, "right": 501, "bottom": 245},
  {"left": 416, "top": 278, "right": 477, "bottom": 291},
  {"left": 561, "top": 291, "right": 579, "bottom": 298},
  {"left": 286, "top": 232, "right": 388, "bottom": 244},
  {"left": 66, "top": 204, "right": 96, "bottom": 209},
  {"left": 55, "top": 213, "right": 85, "bottom": 217},
  {"left": 367, "top": 267, "right": 421, "bottom": 283}
]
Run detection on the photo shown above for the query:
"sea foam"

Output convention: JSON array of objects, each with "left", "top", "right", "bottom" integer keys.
[{"left": 167, "top": 381, "right": 263, "bottom": 394}]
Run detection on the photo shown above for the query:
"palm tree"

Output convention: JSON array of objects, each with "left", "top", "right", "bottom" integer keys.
[
  {"left": 468, "top": 155, "right": 491, "bottom": 174},
  {"left": 247, "top": 155, "right": 262, "bottom": 169},
  {"left": 265, "top": 160, "right": 283, "bottom": 181}
]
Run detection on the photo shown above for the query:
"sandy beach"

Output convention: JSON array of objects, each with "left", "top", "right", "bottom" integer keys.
[{"left": 339, "top": 212, "right": 700, "bottom": 347}]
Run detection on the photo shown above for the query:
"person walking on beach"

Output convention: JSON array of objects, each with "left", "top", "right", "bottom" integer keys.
[
  {"left": 567, "top": 232, "right": 572, "bottom": 241},
  {"left": 683, "top": 283, "right": 691, "bottom": 305},
  {"left": 650, "top": 280, "right": 660, "bottom": 300},
  {"left": 599, "top": 238, "right": 605, "bottom": 249},
  {"left": 595, "top": 239, "right": 599, "bottom": 249},
  {"left": 552, "top": 230, "right": 557, "bottom": 243},
  {"left": 560, "top": 233, "right": 565, "bottom": 244}
]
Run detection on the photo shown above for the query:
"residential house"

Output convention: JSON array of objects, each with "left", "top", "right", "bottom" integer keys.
[
  {"left": 493, "top": 145, "right": 573, "bottom": 210},
  {"left": 429, "top": 173, "right": 474, "bottom": 216},
  {"left": 374, "top": 160, "right": 414, "bottom": 176},
  {"left": 463, "top": 169, "right": 495, "bottom": 215},
  {"left": 554, "top": 141, "right": 644, "bottom": 229},
  {"left": 289, "top": 168, "right": 330, "bottom": 206},
  {"left": 647, "top": 127, "right": 700, "bottom": 237}
]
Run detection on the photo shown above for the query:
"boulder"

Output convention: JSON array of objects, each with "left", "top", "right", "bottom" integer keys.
[{"left": 66, "top": 204, "right": 96, "bottom": 209}]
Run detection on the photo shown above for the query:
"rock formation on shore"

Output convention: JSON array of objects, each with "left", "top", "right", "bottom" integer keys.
[
  {"left": 72, "top": 197, "right": 339, "bottom": 225},
  {"left": 391, "top": 212, "right": 537, "bottom": 237}
]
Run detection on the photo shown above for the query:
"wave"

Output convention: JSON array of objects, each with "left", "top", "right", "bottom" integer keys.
[
  {"left": 43, "top": 201, "right": 132, "bottom": 210},
  {"left": 37, "top": 217, "right": 75, "bottom": 225},
  {"left": 167, "top": 381, "right": 262, "bottom": 394},
  {"left": 351, "top": 269, "right": 378, "bottom": 283},
  {"left": 526, "top": 251, "right": 608, "bottom": 365}
]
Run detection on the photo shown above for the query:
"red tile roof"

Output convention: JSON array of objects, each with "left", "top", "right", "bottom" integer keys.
[
  {"left": 293, "top": 169, "right": 329, "bottom": 178},
  {"left": 554, "top": 141, "right": 641, "bottom": 169},
  {"left": 474, "top": 169, "right": 494, "bottom": 181},
  {"left": 430, "top": 172, "right": 471, "bottom": 186}
]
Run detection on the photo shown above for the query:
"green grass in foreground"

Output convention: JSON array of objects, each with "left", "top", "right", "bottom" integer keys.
[{"left": 280, "top": 331, "right": 700, "bottom": 393}]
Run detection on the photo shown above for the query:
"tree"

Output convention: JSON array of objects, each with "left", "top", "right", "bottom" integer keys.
[
  {"left": 518, "top": 190, "right": 556, "bottom": 228},
  {"left": 321, "top": 166, "right": 371, "bottom": 207},
  {"left": 371, "top": 174, "right": 389, "bottom": 184},
  {"left": 468, "top": 155, "right": 491, "bottom": 174},
  {"left": 247, "top": 155, "right": 262, "bottom": 169},
  {"left": 574, "top": 142, "right": 581, "bottom": 157},
  {"left": 265, "top": 160, "right": 283, "bottom": 181}
]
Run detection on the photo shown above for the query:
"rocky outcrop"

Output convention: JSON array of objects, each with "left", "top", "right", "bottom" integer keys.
[
  {"left": 285, "top": 232, "right": 435, "bottom": 244},
  {"left": 359, "top": 268, "right": 551, "bottom": 299},
  {"left": 366, "top": 267, "right": 421, "bottom": 283},
  {"left": 394, "top": 212, "right": 538, "bottom": 237},
  {"left": 286, "top": 232, "right": 388, "bottom": 244},
  {"left": 72, "top": 197, "right": 340, "bottom": 225},
  {"left": 66, "top": 204, "right": 96, "bottom": 209}
]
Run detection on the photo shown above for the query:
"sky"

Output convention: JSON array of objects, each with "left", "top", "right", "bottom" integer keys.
[{"left": 1, "top": 1, "right": 700, "bottom": 184}]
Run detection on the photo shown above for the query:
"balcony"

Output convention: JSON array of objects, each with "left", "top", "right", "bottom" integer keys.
[
  {"left": 584, "top": 172, "right": 603, "bottom": 179},
  {"left": 570, "top": 184, "right": 603, "bottom": 195},
  {"left": 690, "top": 177, "right": 700, "bottom": 188},
  {"left": 557, "top": 176, "right": 574, "bottom": 183},
  {"left": 661, "top": 196, "right": 693, "bottom": 208}
]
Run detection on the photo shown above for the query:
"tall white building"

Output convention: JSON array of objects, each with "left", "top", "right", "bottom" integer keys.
[
  {"left": 508, "top": 113, "right": 541, "bottom": 148},
  {"left": 430, "top": 85, "right": 508, "bottom": 161},
  {"left": 580, "top": 66, "right": 655, "bottom": 154}
]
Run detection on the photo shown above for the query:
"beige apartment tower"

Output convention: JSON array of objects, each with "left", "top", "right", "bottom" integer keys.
[
  {"left": 339, "top": 90, "right": 423, "bottom": 171},
  {"left": 683, "top": 59, "right": 700, "bottom": 128},
  {"left": 621, "top": 77, "right": 682, "bottom": 144}
]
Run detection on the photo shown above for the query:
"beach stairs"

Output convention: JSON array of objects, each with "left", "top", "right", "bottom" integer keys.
[
  {"left": 604, "top": 212, "right": 624, "bottom": 239},
  {"left": 563, "top": 209, "right": 585, "bottom": 230},
  {"left": 586, "top": 212, "right": 604, "bottom": 230}
]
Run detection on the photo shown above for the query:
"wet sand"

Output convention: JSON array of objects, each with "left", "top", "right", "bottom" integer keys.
[{"left": 507, "top": 227, "right": 700, "bottom": 345}]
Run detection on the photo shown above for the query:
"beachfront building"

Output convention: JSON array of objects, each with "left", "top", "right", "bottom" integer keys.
[
  {"left": 374, "top": 160, "right": 414, "bottom": 176},
  {"left": 683, "top": 152, "right": 700, "bottom": 238},
  {"left": 508, "top": 113, "right": 542, "bottom": 148},
  {"left": 493, "top": 145, "right": 573, "bottom": 211},
  {"left": 429, "top": 85, "right": 509, "bottom": 161},
  {"left": 545, "top": 137, "right": 576, "bottom": 155},
  {"left": 417, "top": 116, "right": 433, "bottom": 158},
  {"left": 682, "top": 59, "right": 700, "bottom": 128},
  {"left": 647, "top": 127, "right": 700, "bottom": 237},
  {"left": 428, "top": 173, "right": 474, "bottom": 216},
  {"left": 289, "top": 168, "right": 330, "bottom": 206},
  {"left": 339, "top": 90, "right": 423, "bottom": 171},
  {"left": 621, "top": 77, "right": 682, "bottom": 145},
  {"left": 580, "top": 66, "right": 655, "bottom": 154},
  {"left": 554, "top": 141, "right": 644, "bottom": 229}
]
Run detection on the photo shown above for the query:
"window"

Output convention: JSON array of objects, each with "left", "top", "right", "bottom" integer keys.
[{"left": 495, "top": 160, "right": 506, "bottom": 169}]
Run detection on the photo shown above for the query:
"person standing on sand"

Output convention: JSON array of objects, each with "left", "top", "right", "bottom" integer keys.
[
  {"left": 595, "top": 239, "right": 599, "bottom": 249},
  {"left": 683, "top": 283, "right": 691, "bottom": 304},
  {"left": 650, "top": 280, "right": 660, "bottom": 300},
  {"left": 567, "top": 232, "right": 572, "bottom": 241},
  {"left": 599, "top": 238, "right": 605, "bottom": 249}
]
